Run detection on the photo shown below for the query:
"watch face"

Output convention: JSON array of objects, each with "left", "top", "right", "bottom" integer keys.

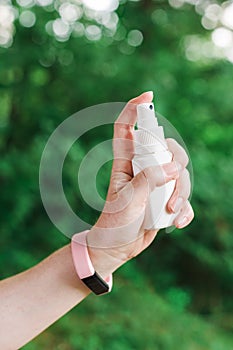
[{"left": 82, "top": 272, "right": 109, "bottom": 295}]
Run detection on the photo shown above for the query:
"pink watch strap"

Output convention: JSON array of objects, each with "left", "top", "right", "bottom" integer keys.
[{"left": 71, "top": 230, "right": 113, "bottom": 293}]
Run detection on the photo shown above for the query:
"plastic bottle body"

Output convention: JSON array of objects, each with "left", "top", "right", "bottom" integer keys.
[
  {"left": 132, "top": 151, "right": 176, "bottom": 230},
  {"left": 132, "top": 102, "right": 177, "bottom": 230}
]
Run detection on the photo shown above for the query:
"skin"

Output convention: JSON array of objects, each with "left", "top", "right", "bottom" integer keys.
[{"left": 0, "top": 92, "right": 194, "bottom": 349}]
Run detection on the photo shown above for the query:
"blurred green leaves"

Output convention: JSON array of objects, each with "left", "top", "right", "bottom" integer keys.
[{"left": 0, "top": 0, "right": 233, "bottom": 349}]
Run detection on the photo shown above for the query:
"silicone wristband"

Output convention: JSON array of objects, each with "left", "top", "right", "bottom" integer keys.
[{"left": 71, "top": 230, "right": 113, "bottom": 295}]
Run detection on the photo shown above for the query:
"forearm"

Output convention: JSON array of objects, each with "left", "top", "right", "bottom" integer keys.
[{"left": 0, "top": 244, "right": 91, "bottom": 350}]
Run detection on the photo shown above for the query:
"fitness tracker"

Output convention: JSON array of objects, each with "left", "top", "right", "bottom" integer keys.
[{"left": 71, "top": 230, "right": 113, "bottom": 295}]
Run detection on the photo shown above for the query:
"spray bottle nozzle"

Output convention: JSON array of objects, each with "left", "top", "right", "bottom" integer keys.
[
  {"left": 135, "top": 102, "right": 167, "bottom": 153},
  {"left": 136, "top": 103, "right": 158, "bottom": 129}
]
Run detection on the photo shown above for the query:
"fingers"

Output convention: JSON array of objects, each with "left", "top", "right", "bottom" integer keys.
[
  {"left": 173, "top": 200, "right": 194, "bottom": 228},
  {"left": 112, "top": 91, "right": 153, "bottom": 175},
  {"left": 115, "top": 91, "right": 153, "bottom": 127},
  {"left": 131, "top": 160, "right": 181, "bottom": 195},
  {"left": 116, "top": 161, "right": 181, "bottom": 228},
  {"left": 167, "top": 168, "right": 191, "bottom": 213},
  {"left": 166, "top": 138, "right": 189, "bottom": 169}
]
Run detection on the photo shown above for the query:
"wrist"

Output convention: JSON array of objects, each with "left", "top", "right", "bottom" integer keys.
[
  {"left": 86, "top": 228, "right": 125, "bottom": 278},
  {"left": 71, "top": 230, "right": 114, "bottom": 295}
]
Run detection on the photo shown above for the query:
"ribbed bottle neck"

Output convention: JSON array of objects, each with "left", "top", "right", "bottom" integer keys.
[{"left": 134, "top": 127, "right": 167, "bottom": 155}]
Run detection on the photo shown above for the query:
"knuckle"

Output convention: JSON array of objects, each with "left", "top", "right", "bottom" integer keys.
[
  {"left": 177, "top": 148, "right": 189, "bottom": 168},
  {"left": 167, "top": 138, "right": 189, "bottom": 168},
  {"left": 183, "top": 152, "right": 189, "bottom": 167},
  {"left": 183, "top": 168, "right": 191, "bottom": 182},
  {"left": 113, "top": 121, "right": 120, "bottom": 132},
  {"left": 146, "top": 165, "right": 165, "bottom": 187},
  {"left": 114, "top": 122, "right": 132, "bottom": 135},
  {"left": 181, "top": 184, "right": 191, "bottom": 200},
  {"left": 166, "top": 137, "right": 177, "bottom": 146}
]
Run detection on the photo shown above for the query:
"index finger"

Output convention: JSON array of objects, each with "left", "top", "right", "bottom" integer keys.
[
  {"left": 115, "top": 91, "right": 154, "bottom": 128},
  {"left": 112, "top": 91, "right": 154, "bottom": 175}
]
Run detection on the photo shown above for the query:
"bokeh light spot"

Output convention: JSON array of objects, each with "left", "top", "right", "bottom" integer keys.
[
  {"left": 85, "top": 25, "right": 102, "bottom": 41},
  {"left": 212, "top": 27, "right": 233, "bottom": 48},
  {"left": 221, "top": 2, "right": 233, "bottom": 30},
  {"left": 201, "top": 16, "right": 217, "bottom": 30},
  {"left": 0, "top": 4, "right": 15, "bottom": 48},
  {"left": 59, "top": 3, "right": 83, "bottom": 24},
  {"left": 127, "top": 29, "right": 143, "bottom": 47},
  {"left": 72, "top": 21, "right": 85, "bottom": 37},
  {"left": 19, "top": 10, "right": 36, "bottom": 28},
  {"left": 83, "top": 0, "right": 119, "bottom": 12},
  {"left": 52, "top": 18, "right": 71, "bottom": 41},
  {"left": 151, "top": 9, "right": 168, "bottom": 26},
  {"left": 36, "top": 0, "right": 53, "bottom": 6},
  {"left": 119, "top": 41, "right": 135, "bottom": 55},
  {"left": 168, "top": 0, "right": 184, "bottom": 9},
  {"left": 16, "top": 0, "right": 35, "bottom": 7}
]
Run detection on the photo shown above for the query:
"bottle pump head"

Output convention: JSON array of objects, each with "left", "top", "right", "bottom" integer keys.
[
  {"left": 137, "top": 103, "right": 158, "bottom": 130},
  {"left": 134, "top": 102, "right": 167, "bottom": 154}
]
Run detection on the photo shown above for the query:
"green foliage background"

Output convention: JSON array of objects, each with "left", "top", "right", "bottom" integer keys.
[{"left": 0, "top": 0, "right": 232, "bottom": 349}]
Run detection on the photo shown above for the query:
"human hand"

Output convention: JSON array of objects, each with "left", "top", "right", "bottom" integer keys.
[{"left": 87, "top": 92, "right": 194, "bottom": 277}]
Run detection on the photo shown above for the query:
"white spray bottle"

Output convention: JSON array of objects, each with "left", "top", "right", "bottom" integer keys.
[{"left": 132, "top": 102, "right": 177, "bottom": 230}]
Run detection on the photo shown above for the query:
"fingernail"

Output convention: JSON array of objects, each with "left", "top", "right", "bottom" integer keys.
[
  {"left": 173, "top": 197, "right": 183, "bottom": 213},
  {"left": 176, "top": 216, "right": 188, "bottom": 228},
  {"left": 140, "top": 91, "right": 153, "bottom": 100}
]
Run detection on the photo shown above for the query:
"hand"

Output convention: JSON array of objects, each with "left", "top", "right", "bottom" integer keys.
[{"left": 87, "top": 92, "right": 194, "bottom": 277}]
